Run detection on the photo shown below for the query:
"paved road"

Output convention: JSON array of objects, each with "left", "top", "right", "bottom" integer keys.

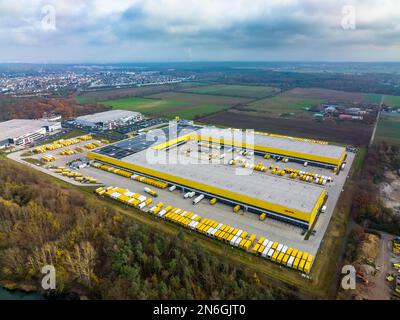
[{"left": 369, "top": 95, "right": 384, "bottom": 147}]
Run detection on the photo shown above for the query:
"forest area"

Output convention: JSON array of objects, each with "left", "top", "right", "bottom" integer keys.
[
  {"left": 0, "top": 158, "right": 293, "bottom": 300},
  {"left": 351, "top": 142, "right": 400, "bottom": 235},
  {"left": 0, "top": 95, "right": 106, "bottom": 121},
  {"left": 342, "top": 141, "right": 400, "bottom": 276}
]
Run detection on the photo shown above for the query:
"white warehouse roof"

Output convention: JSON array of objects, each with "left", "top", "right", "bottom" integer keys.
[
  {"left": 0, "top": 119, "right": 51, "bottom": 141},
  {"left": 75, "top": 110, "right": 142, "bottom": 123}
]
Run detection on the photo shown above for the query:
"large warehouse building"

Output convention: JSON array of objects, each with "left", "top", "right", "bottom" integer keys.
[
  {"left": 87, "top": 125, "right": 344, "bottom": 229},
  {"left": 0, "top": 119, "right": 61, "bottom": 148},
  {"left": 152, "top": 127, "right": 346, "bottom": 168},
  {"left": 74, "top": 110, "right": 143, "bottom": 130}
]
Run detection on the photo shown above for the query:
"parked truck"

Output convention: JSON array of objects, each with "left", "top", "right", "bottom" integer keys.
[
  {"left": 144, "top": 188, "right": 155, "bottom": 197},
  {"left": 193, "top": 194, "right": 204, "bottom": 205}
]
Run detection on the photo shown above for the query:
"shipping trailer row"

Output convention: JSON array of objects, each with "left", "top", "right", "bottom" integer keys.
[
  {"left": 251, "top": 237, "right": 313, "bottom": 273},
  {"left": 42, "top": 154, "right": 56, "bottom": 162},
  {"left": 96, "top": 186, "right": 153, "bottom": 209},
  {"left": 34, "top": 135, "right": 93, "bottom": 153},
  {"left": 91, "top": 161, "right": 168, "bottom": 189},
  {"left": 229, "top": 158, "right": 333, "bottom": 185},
  {"left": 94, "top": 184, "right": 315, "bottom": 274},
  {"left": 53, "top": 167, "right": 98, "bottom": 183}
]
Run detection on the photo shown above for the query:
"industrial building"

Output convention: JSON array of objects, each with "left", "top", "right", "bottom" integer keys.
[
  {"left": 74, "top": 110, "right": 144, "bottom": 130},
  {"left": 184, "top": 127, "right": 346, "bottom": 168},
  {"left": 87, "top": 125, "right": 344, "bottom": 229},
  {"left": 0, "top": 119, "right": 61, "bottom": 148}
]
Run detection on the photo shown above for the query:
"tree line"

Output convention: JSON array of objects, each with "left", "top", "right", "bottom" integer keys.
[{"left": 0, "top": 95, "right": 106, "bottom": 121}]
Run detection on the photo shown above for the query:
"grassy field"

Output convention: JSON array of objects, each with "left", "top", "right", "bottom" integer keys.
[
  {"left": 384, "top": 95, "right": 400, "bottom": 107},
  {"left": 169, "top": 104, "right": 229, "bottom": 119},
  {"left": 145, "top": 91, "right": 250, "bottom": 106},
  {"left": 75, "top": 95, "right": 99, "bottom": 104},
  {"left": 375, "top": 115, "right": 400, "bottom": 145},
  {"left": 247, "top": 96, "right": 323, "bottom": 117},
  {"left": 101, "top": 96, "right": 185, "bottom": 112},
  {"left": 100, "top": 96, "right": 229, "bottom": 120},
  {"left": 363, "top": 93, "right": 382, "bottom": 104},
  {"left": 184, "top": 84, "right": 278, "bottom": 98}
]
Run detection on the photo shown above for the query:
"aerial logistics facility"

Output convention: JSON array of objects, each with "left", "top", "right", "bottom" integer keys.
[
  {"left": 87, "top": 125, "right": 346, "bottom": 229},
  {"left": 74, "top": 110, "right": 143, "bottom": 130},
  {"left": 0, "top": 119, "right": 61, "bottom": 149}
]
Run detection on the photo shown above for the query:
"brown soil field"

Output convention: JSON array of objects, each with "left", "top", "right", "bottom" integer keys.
[
  {"left": 282, "top": 87, "right": 367, "bottom": 103},
  {"left": 198, "top": 110, "right": 373, "bottom": 146}
]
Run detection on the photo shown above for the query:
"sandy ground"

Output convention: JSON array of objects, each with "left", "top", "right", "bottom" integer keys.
[
  {"left": 379, "top": 171, "right": 400, "bottom": 215},
  {"left": 355, "top": 233, "right": 398, "bottom": 300}
]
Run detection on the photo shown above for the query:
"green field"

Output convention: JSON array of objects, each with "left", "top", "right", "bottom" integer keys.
[
  {"left": 75, "top": 95, "right": 99, "bottom": 104},
  {"left": 375, "top": 115, "right": 400, "bottom": 145},
  {"left": 184, "top": 84, "right": 278, "bottom": 98},
  {"left": 100, "top": 96, "right": 229, "bottom": 120},
  {"left": 170, "top": 104, "right": 229, "bottom": 119},
  {"left": 384, "top": 95, "right": 400, "bottom": 107},
  {"left": 146, "top": 91, "right": 250, "bottom": 105},
  {"left": 248, "top": 96, "right": 323, "bottom": 117},
  {"left": 363, "top": 93, "right": 382, "bottom": 104},
  {"left": 101, "top": 96, "right": 185, "bottom": 112}
]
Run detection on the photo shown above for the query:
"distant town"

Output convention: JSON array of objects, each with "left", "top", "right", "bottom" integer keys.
[{"left": 0, "top": 65, "right": 194, "bottom": 96}]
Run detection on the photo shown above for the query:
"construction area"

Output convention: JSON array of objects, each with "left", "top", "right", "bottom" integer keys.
[{"left": 9, "top": 122, "right": 355, "bottom": 275}]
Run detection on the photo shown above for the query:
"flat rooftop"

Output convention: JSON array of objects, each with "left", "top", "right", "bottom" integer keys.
[
  {"left": 75, "top": 110, "right": 142, "bottom": 123},
  {"left": 196, "top": 127, "right": 346, "bottom": 160},
  {"left": 96, "top": 123, "right": 201, "bottom": 159},
  {"left": 126, "top": 146, "right": 323, "bottom": 214},
  {"left": 97, "top": 138, "right": 325, "bottom": 215},
  {"left": 0, "top": 119, "right": 48, "bottom": 141}
]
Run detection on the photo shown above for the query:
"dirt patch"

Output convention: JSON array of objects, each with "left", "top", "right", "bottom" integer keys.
[
  {"left": 282, "top": 87, "right": 366, "bottom": 103},
  {"left": 357, "top": 234, "right": 379, "bottom": 266},
  {"left": 379, "top": 175, "right": 400, "bottom": 215},
  {"left": 198, "top": 110, "right": 373, "bottom": 146}
]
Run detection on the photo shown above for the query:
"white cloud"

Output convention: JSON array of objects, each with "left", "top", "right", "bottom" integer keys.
[{"left": 0, "top": 0, "right": 399, "bottom": 61}]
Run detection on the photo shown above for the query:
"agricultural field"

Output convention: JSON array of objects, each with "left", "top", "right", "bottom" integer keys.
[
  {"left": 281, "top": 87, "right": 366, "bottom": 103},
  {"left": 198, "top": 110, "right": 374, "bottom": 146},
  {"left": 246, "top": 96, "right": 322, "bottom": 118},
  {"left": 183, "top": 84, "right": 279, "bottom": 98},
  {"left": 100, "top": 96, "right": 230, "bottom": 120},
  {"left": 145, "top": 91, "right": 250, "bottom": 106},
  {"left": 76, "top": 82, "right": 201, "bottom": 101},
  {"left": 375, "top": 115, "right": 400, "bottom": 145},
  {"left": 363, "top": 93, "right": 382, "bottom": 104},
  {"left": 384, "top": 95, "right": 400, "bottom": 107},
  {"left": 100, "top": 96, "right": 184, "bottom": 112}
]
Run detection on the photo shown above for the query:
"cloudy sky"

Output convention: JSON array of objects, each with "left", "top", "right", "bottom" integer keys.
[{"left": 0, "top": 0, "right": 399, "bottom": 63}]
